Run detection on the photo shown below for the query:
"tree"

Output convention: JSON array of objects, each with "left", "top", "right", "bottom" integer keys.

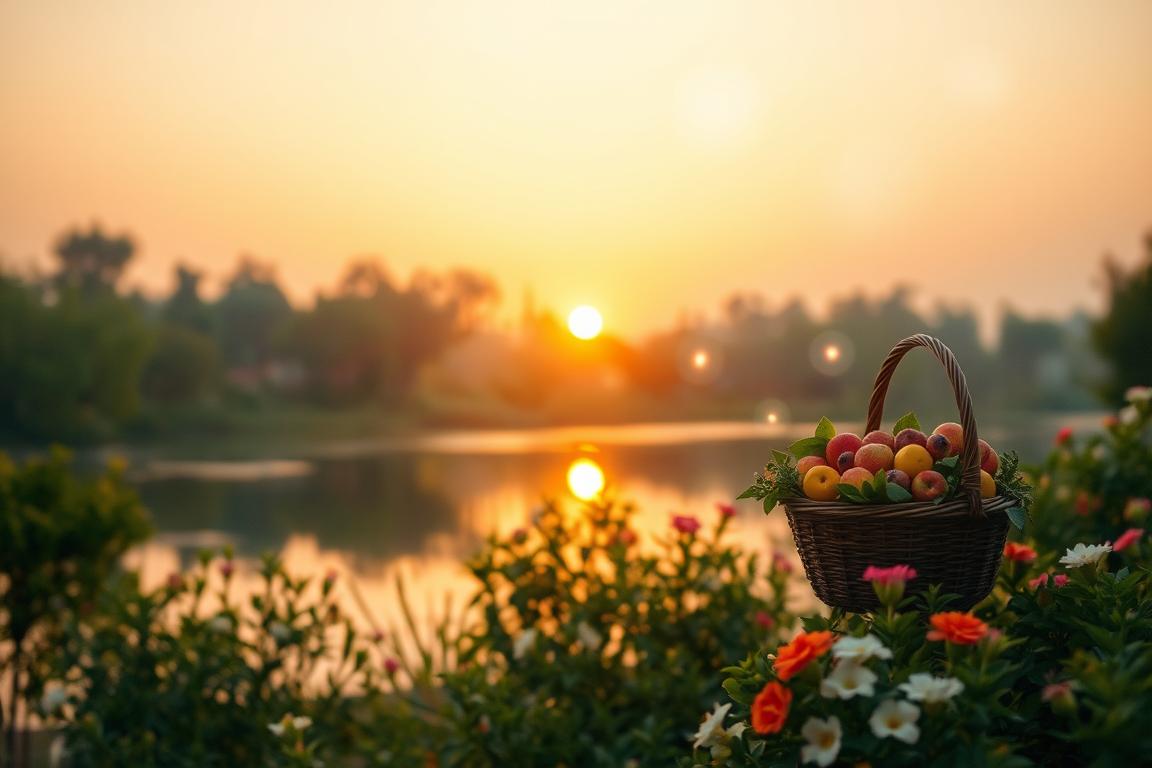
[
  {"left": 163, "top": 264, "right": 213, "bottom": 334},
  {"left": 1093, "top": 232, "right": 1152, "bottom": 404},
  {"left": 214, "top": 257, "right": 294, "bottom": 371},
  {"left": 53, "top": 225, "right": 135, "bottom": 297}
]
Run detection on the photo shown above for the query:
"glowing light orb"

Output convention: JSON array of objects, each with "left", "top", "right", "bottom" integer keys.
[
  {"left": 823, "top": 344, "right": 841, "bottom": 363},
  {"left": 567, "top": 458, "right": 605, "bottom": 500},
  {"left": 567, "top": 305, "right": 603, "bottom": 340},
  {"left": 691, "top": 349, "right": 710, "bottom": 370}
]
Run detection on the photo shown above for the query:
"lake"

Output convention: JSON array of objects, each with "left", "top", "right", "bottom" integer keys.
[{"left": 112, "top": 414, "right": 1099, "bottom": 632}]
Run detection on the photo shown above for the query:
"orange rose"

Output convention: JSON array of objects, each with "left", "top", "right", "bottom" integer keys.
[
  {"left": 751, "top": 681, "right": 792, "bottom": 734},
  {"left": 1003, "top": 541, "right": 1037, "bottom": 563},
  {"left": 773, "top": 630, "right": 834, "bottom": 681},
  {"left": 926, "top": 612, "right": 988, "bottom": 645}
]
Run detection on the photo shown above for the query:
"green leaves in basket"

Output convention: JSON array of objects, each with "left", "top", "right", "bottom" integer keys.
[
  {"left": 995, "top": 450, "right": 1034, "bottom": 515},
  {"left": 839, "top": 470, "right": 908, "bottom": 504},
  {"left": 738, "top": 450, "right": 801, "bottom": 515},
  {"left": 885, "top": 483, "right": 913, "bottom": 503},
  {"left": 788, "top": 436, "right": 828, "bottom": 459},
  {"left": 814, "top": 416, "right": 837, "bottom": 440},
  {"left": 892, "top": 411, "right": 921, "bottom": 433},
  {"left": 1006, "top": 506, "right": 1027, "bottom": 530}
]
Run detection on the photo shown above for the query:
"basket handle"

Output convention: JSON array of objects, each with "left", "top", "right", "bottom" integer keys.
[{"left": 864, "top": 334, "right": 983, "bottom": 515}]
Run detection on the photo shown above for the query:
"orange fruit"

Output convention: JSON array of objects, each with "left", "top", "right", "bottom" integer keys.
[
  {"left": 894, "top": 444, "right": 933, "bottom": 477},
  {"left": 980, "top": 469, "right": 996, "bottom": 498},
  {"left": 803, "top": 465, "right": 841, "bottom": 501}
]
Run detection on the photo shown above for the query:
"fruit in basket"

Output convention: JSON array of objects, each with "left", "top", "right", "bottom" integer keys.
[
  {"left": 932, "top": 423, "right": 964, "bottom": 456},
  {"left": 979, "top": 469, "right": 996, "bottom": 498},
  {"left": 894, "top": 444, "right": 933, "bottom": 477},
  {"left": 855, "top": 443, "right": 894, "bottom": 474},
  {"left": 885, "top": 469, "right": 911, "bottom": 490},
  {"left": 796, "top": 456, "right": 827, "bottom": 478},
  {"left": 840, "top": 467, "right": 874, "bottom": 491},
  {"left": 894, "top": 428, "right": 927, "bottom": 451},
  {"left": 803, "top": 465, "right": 842, "bottom": 501},
  {"left": 862, "top": 430, "right": 895, "bottom": 449},
  {"left": 926, "top": 433, "right": 951, "bottom": 461},
  {"left": 978, "top": 439, "right": 999, "bottom": 474},
  {"left": 825, "top": 433, "right": 863, "bottom": 466},
  {"left": 834, "top": 451, "right": 856, "bottom": 473},
  {"left": 911, "top": 470, "right": 947, "bottom": 501}
]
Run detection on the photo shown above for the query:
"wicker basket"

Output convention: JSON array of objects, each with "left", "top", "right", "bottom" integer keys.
[{"left": 783, "top": 334, "right": 1011, "bottom": 613}]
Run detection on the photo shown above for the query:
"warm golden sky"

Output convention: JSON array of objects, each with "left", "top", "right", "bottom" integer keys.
[{"left": 2, "top": 1, "right": 1151, "bottom": 336}]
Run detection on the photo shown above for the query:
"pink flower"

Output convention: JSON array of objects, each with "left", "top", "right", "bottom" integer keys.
[
  {"left": 384, "top": 658, "right": 400, "bottom": 675},
  {"left": 1055, "top": 427, "right": 1073, "bottom": 446},
  {"left": 617, "top": 528, "right": 637, "bottom": 546},
  {"left": 1042, "top": 681, "right": 1072, "bottom": 702},
  {"left": 772, "top": 552, "right": 794, "bottom": 574},
  {"left": 1028, "top": 573, "right": 1049, "bottom": 589},
  {"left": 755, "top": 610, "right": 775, "bottom": 630},
  {"left": 1111, "top": 528, "right": 1145, "bottom": 552},
  {"left": 862, "top": 565, "right": 918, "bottom": 586},
  {"left": 716, "top": 502, "right": 737, "bottom": 518},
  {"left": 1053, "top": 574, "right": 1069, "bottom": 587},
  {"left": 219, "top": 560, "right": 234, "bottom": 578},
  {"left": 672, "top": 515, "right": 701, "bottom": 535}
]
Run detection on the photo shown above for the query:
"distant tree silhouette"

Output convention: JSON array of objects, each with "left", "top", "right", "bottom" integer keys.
[
  {"left": 1094, "top": 232, "right": 1152, "bottom": 403},
  {"left": 163, "top": 264, "right": 213, "bottom": 335},
  {"left": 53, "top": 225, "right": 135, "bottom": 297},
  {"left": 214, "top": 256, "right": 293, "bottom": 371}
]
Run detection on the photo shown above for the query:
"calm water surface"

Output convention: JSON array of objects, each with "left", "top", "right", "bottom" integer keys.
[{"left": 114, "top": 415, "right": 1099, "bottom": 631}]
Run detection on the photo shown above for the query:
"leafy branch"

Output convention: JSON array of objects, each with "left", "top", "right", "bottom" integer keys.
[
  {"left": 996, "top": 450, "right": 1034, "bottom": 529},
  {"left": 737, "top": 450, "right": 801, "bottom": 514}
]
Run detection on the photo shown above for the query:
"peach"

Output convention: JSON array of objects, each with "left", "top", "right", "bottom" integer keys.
[
  {"left": 803, "top": 465, "right": 841, "bottom": 501},
  {"left": 835, "top": 451, "right": 857, "bottom": 474},
  {"left": 979, "top": 469, "right": 996, "bottom": 499},
  {"left": 862, "top": 430, "right": 895, "bottom": 450},
  {"left": 855, "top": 443, "right": 894, "bottom": 474},
  {"left": 894, "top": 444, "right": 933, "bottom": 478},
  {"left": 885, "top": 469, "right": 911, "bottom": 490},
  {"left": 911, "top": 470, "right": 948, "bottom": 501},
  {"left": 894, "top": 429, "right": 928, "bottom": 452},
  {"left": 825, "top": 433, "right": 863, "bottom": 466},
  {"left": 978, "top": 439, "right": 999, "bottom": 474},
  {"left": 840, "top": 467, "right": 875, "bottom": 491},
  {"left": 932, "top": 423, "right": 964, "bottom": 456},
  {"left": 926, "top": 433, "right": 951, "bottom": 461},
  {"left": 796, "top": 455, "right": 827, "bottom": 478}
]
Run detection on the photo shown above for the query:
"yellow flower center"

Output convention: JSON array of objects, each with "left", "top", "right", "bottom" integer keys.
[{"left": 887, "top": 717, "right": 902, "bottom": 729}]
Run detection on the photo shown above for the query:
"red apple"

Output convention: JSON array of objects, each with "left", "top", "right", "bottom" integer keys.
[
  {"left": 862, "top": 430, "right": 895, "bottom": 450},
  {"left": 796, "top": 455, "right": 828, "bottom": 478},
  {"left": 978, "top": 439, "right": 999, "bottom": 474},
  {"left": 886, "top": 469, "right": 911, "bottom": 490},
  {"left": 836, "top": 451, "right": 856, "bottom": 474},
  {"left": 825, "top": 433, "right": 863, "bottom": 466},
  {"left": 894, "top": 429, "right": 928, "bottom": 452},
  {"left": 932, "top": 423, "right": 964, "bottom": 456},
  {"left": 855, "top": 443, "right": 894, "bottom": 474},
  {"left": 926, "top": 433, "right": 951, "bottom": 461},
  {"left": 840, "top": 467, "right": 874, "bottom": 491},
  {"left": 911, "top": 470, "right": 948, "bottom": 502}
]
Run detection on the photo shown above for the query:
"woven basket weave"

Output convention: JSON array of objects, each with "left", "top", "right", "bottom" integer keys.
[{"left": 783, "top": 334, "right": 1010, "bottom": 613}]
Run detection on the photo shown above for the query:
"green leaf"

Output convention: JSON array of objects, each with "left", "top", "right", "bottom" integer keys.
[
  {"left": 788, "top": 437, "right": 829, "bottom": 459},
  {"left": 815, "top": 416, "right": 836, "bottom": 440},
  {"left": 837, "top": 484, "right": 864, "bottom": 502},
  {"left": 885, "top": 484, "right": 913, "bottom": 502},
  {"left": 771, "top": 449, "right": 794, "bottom": 466},
  {"left": 736, "top": 486, "right": 759, "bottom": 500},
  {"left": 722, "top": 678, "right": 753, "bottom": 705},
  {"left": 1006, "top": 506, "right": 1026, "bottom": 530},
  {"left": 860, "top": 480, "right": 879, "bottom": 501},
  {"left": 893, "top": 411, "right": 921, "bottom": 433},
  {"left": 762, "top": 494, "right": 780, "bottom": 514},
  {"left": 938, "top": 455, "right": 960, "bottom": 469}
]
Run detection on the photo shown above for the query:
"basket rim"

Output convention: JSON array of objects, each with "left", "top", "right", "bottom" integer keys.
[{"left": 782, "top": 494, "right": 1017, "bottom": 520}]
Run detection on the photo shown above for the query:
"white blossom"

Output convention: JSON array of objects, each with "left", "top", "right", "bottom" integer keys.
[
  {"left": 1125, "top": 386, "right": 1152, "bottom": 404},
  {"left": 898, "top": 673, "right": 964, "bottom": 703},
  {"left": 870, "top": 700, "right": 920, "bottom": 744},
  {"left": 513, "top": 628, "right": 538, "bottom": 660},
  {"left": 692, "top": 702, "right": 732, "bottom": 750},
  {"left": 577, "top": 622, "right": 603, "bottom": 652},
  {"left": 832, "top": 634, "right": 892, "bottom": 663},
  {"left": 820, "top": 659, "right": 877, "bottom": 699},
  {"left": 268, "top": 715, "right": 312, "bottom": 736},
  {"left": 1059, "top": 542, "right": 1112, "bottom": 568},
  {"left": 800, "top": 716, "right": 842, "bottom": 767},
  {"left": 1120, "top": 405, "right": 1140, "bottom": 425}
]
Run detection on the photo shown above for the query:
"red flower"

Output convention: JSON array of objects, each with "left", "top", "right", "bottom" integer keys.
[
  {"left": 616, "top": 528, "right": 637, "bottom": 546},
  {"left": 926, "top": 612, "right": 988, "bottom": 645},
  {"left": 1055, "top": 427, "right": 1073, "bottom": 446},
  {"left": 1053, "top": 574, "right": 1069, "bottom": 587},
  {"left": 773, "top": 630, "right": 834, "bottom": 681},
  {"left": 716, "top": 502, "right": 737, "bottom": 518},
  {"left": 1112, "top": 528, "right": 1145, "bottom": 552},
  {"left": 755, "top": 610, "right": 775, "bottom": 630},
  {"left": 672, "top": 515, "right": 701, "bottom": 535},
  {"left": 384, "top": 658, "right": 400, "bottom": 675},
  {"left": 862, "top": 564, "right": 918, "bottom": 586},
  {"left": 772, "top": 552, "right": 794, "bottom": 574},
  {"left": 1003, "top": 542, "right": 1038, "bottom": 563},
  {"left": 750, "top": 681, "right": 792, "bottom": 734}
]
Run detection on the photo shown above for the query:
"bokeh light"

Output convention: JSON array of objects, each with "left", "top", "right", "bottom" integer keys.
[
  {"left": 809, "top": 331, "right": 855, "bottom": 376},
  {"left": 754, "top": 399, "right": 791, "bottom": 428},
  {"left": 567, "top": 305, "right": 603, "bottom": 340},
  {"left": 677, "top": 338, "right": 724, "bottom": 385},
  {"left": 567, "top": 457, "right": 605, "bottom": 500}
]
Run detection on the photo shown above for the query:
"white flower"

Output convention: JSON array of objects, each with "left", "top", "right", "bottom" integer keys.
[
  {"left": 870, "top": 699, "right": 921, "bottom": 744},
  {"left": 1120, "top": 405, "right": 1140, "bottom": 425},
  {"left": 513, "top": 628, "right": 537, "bottom": 660},
  {"left": 800, "top": 716, "right": 842, "bottom": 767},
  {"left": 40, "top": 682, "right": 68, "bottom": 713},
  {"left": 820, "top": 659, "right": 877, "bottom": 699},
  {"left": 898, "top": 673, "right": 964, "bottom": 703},
  {"left": 1125, "top": 386, "right": 1152, "bottom": 404},
  {"left": 268, "top": 715, "right": 312, "bottom": 736},
  {"left": 692, "top": 702, "right": 732, "bottom": 749},
  {"left": 577, "top": 622, "right": 603, "bottom": 652},
  {"left": 832, "top": 634, "right": 892, "bottom": 663},
  {"left": 269, "top": 621, "right": 292, "bottom": 643},
  {"left": 1059, "top": 542, "right": 1112, "bottom": 568},
  {"left": 209, "top": 615, "right": 233, "bottom": 634}
]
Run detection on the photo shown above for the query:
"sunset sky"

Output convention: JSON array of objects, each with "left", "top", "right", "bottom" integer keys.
[{"left": 2, "top": 1, "right": 1151, "bottom": 338}]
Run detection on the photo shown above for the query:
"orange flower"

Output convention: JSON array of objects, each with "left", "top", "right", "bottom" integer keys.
[
  {"left": 773, "top": 630, "right": 834, "bottom": 681},
  {"left": 926, "top": 612, "right": 988, "bottom": 645},
  {"left": 751, "top": 681, "right": 792, "bottom": 734},
  {"left": 1003, "top": 541, "right": 1037, "bottom": 563}
]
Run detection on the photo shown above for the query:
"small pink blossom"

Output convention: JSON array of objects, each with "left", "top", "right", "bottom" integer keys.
[
  {"left": 617, "top": 528, "right": 637, "bottom": 546},
  {"left": 755, "top": 610, "right": 775, "bottom": 630},
  {"left": 1053, "top": 574, "right": 1069, "bottom": 587},
  {"left": 772, "top": 552, "right": 794, "bottom": 574},
  {"left": 862, "top": 565, "right": 918, "bottom": 586},
  {"left": 672, "top": 515, "right": 701, "bottom": 535},
  {"left": 166, "top": 572, "right": 184, "bottom": 590},
  {"left": 1028, "top": 573, "right": 1049, "bottom": 589},
  {"left": 1042, "top": 681, "right": 1072, "bottom": 702},
  {"left": 219, "top": 560, "right": 234, "bottom": 578},
  {"left": 716, "top": 502, "right": 737, "bottom": 518},
  {"left": 384, "top": 658, "right": 400, "bottom": 675},
  {"left": 1111, "top": 528, "right": 1145, "bottom": 552},
  {"left": 1055, "top": 427, "right": 1073, "bottom": 446}
]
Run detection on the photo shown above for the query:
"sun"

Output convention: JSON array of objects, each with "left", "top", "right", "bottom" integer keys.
[
  {"left": 567, "top": 305, "right": 603, "bottom": 340},
  {"left": 567, "top": 457, "right": 606, "bottom": 500}
]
